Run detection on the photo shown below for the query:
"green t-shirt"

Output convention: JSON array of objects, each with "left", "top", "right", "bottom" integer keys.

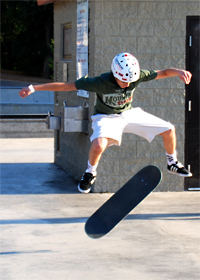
[{"left": 75, "top": 70, "right": 157, "bottom": 115}]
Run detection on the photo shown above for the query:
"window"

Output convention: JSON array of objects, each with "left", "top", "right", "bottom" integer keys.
[{"left": 63, "top": 23, "right": 72, "bottom": 60}]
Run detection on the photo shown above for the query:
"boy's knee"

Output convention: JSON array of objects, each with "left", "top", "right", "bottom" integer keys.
[
  {"left": 92, "top": 138, "right": 108, "bottom": 153},
  {"left": 168, "top": 125, "right": 176, "bottom": 134},
  {"left": 162, "top": 126, "right": 175, "bottom": 137}
]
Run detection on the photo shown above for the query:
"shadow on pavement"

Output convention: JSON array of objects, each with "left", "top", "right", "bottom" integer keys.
[
  {"left": 0, "top": 250, "right": 52, "bottom": 255},
  {"left": 0, "top": 217, "right": 88, "bottom": 224},
  {"left": 0, "top": 163, "right": 78, "bottom": 194},
  {"left": 0, "top": 213, "right": 199, "bottom": 226},
  {"left": 126, "top": 213, "right": 200, "bottom": 221}
]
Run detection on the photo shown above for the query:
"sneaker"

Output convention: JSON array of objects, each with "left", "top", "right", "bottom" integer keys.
[
  {"left": 78, "top": 172, "right": 96, "bottom": 194},
  {"left": 167, "top": 162, "right": 192, "bottom": 177}
]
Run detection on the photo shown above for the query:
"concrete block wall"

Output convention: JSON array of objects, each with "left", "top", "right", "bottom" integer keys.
[
  {"left": 53, "top": 0, "right": 200, "bottom": 192},
  {"left": 53, "top": 1, "right": 92, "bottom": 180}
]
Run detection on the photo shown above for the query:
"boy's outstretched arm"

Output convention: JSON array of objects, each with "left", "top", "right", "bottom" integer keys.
[
  {"left": 19, "top": 82, "right": 76, "bottom": 98},
  {"left": 155, "top": 68, "right": 192, "bottom": 84}
]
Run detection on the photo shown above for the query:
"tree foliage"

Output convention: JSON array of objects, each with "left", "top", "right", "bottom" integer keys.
[{"left": 1, "top": 0, "right": 53, "bottom": 78}]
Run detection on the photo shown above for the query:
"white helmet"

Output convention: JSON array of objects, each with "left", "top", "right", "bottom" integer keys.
[{"left": 111, "top": 52, "right": 140, "bottom": 82}]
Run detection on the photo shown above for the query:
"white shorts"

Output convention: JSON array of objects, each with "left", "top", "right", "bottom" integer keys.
[{"left": 90, "top": 107, "right": 174, "bottom": 146}]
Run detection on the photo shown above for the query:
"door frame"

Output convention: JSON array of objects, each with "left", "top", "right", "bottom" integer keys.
[{"left": 185, "top": 16, "right": 200, "bottom": 191}]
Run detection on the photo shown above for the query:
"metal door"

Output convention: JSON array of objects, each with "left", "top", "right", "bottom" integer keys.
[{"left": 185, "top": 16, "right": 200, "bottom": 190}]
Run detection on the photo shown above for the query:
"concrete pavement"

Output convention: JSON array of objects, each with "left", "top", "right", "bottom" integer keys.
[{"left": 0, "top": 138, "right": 200, "bottom": 280}]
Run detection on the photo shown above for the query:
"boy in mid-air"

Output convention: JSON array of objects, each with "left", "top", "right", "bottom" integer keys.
[{"left": 19, "top": 52, "right": 192, "bottom": 193}]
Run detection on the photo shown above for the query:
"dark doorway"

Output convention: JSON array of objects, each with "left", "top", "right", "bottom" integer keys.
[{"left": 185, "top": 16, "right": 200, "bottom": 190}]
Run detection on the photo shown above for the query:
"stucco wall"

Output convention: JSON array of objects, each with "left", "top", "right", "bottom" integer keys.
[{"left": 54, "top": 0, "right": 200, "bottom": 192}]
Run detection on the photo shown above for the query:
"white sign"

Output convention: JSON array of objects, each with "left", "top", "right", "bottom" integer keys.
[{"left": 77, "top": 0, "right": 89, "bottom": 98}]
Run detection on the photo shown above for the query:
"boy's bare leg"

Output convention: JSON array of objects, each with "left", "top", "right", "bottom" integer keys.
[
  {"left": 88, "top": 137, "right": 109, "bottom": 166},
  {"left": 160, "top": 128, "right": 176, "bottom": 155}
]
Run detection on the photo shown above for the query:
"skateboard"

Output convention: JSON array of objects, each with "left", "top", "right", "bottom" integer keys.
[{"left": 85, "top": 165, "right": 162, "bottom": 239}]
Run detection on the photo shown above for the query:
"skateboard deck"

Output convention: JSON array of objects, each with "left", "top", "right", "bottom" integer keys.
[{"left": 85, "top": 165, "right": 162, "bottom": 239}]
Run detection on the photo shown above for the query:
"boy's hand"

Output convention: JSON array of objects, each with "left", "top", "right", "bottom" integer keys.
[
  {"left": 178, "top": 70, "right": 192, "bottom": 84},
  {"left": 18, "top": 87, "right": 32, "bottom": 98}
]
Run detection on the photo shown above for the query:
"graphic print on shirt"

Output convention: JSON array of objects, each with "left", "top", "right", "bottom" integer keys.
[{"left": 102, "top": 90, "right": 135, "bottom": 108}]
